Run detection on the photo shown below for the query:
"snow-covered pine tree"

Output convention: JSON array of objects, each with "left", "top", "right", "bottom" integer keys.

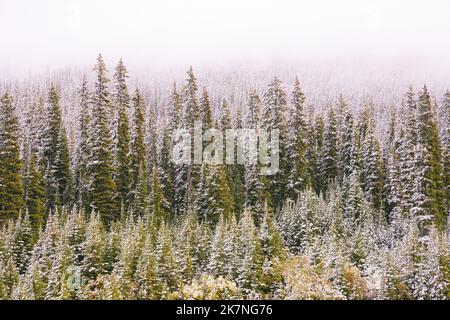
[
  {"left": 360, "top": 124, "right": 384, "bottom": 211},
  {"left": 236, "top": 209, "right": 263, "bottom": 296},
  {"left": 156, "top": 122, "right": 174, "bottom": 218},
  {"left": 112, "top": 59, "right": 132, "bottom": 210},
  {"left": 24, "top": 152, "right": 46, "bottom": 232},
  {"left": 286, "top": 77, "right": 308, "bottom": 199},
  {"left": 0, "top": 92, "right": 24, "bottom": 222},
  {"left": 396, "top": 86, "right": 418, "bottom": 217},
  {"left": 43, "top": 84, "right": 73, "bottom": 209},
  {"left": 309, "top": 114, "right": 324, "bottom": 194},
  {"left": 337, "top": 98, "right": 356, "bottom": 182},
  {"left": 230, "top": 106, "right": 245, "bottom": 215},
  {"left": 174, "top": 67, "right": 200, "bottom": 216},
  {"left": 128, "top": 89, "right": 149, "bottom": 215},
  {"left": 244, "top": 91, "right": 271, "bottom": 224},
  {"left": 438, "top": 91, "right": 449, "bottom": 212},
  {"left": 89, "top": 54, "right": 118, "bottom": 223},
  {"left": 259, "top": 207, "right": 285, "bottom": 294},
  {"left": 74, "top": 76, "right": 91, "bottom": 213},
  {"left": 321, "top": 106, "right": 338, "bottom": 193},
  {"left": 262, "top": 77, "right": 288, "bottom": 209},
  {"left": 199, "top": 87, "right": 213, "bottom": 130},
  {"left": 416, "top": 86, "right": 446, "bottom": 230}
]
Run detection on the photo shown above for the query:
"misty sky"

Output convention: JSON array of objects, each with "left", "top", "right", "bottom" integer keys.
[{"left": 1, "top": 0, "right": 450, "bottom": 75}]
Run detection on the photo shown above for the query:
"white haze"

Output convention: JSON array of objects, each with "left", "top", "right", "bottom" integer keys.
[{"left": 1, "top": 0, "right": 450, "bottom": 78}]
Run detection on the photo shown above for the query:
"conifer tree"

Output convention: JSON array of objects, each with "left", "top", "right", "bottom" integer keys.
[
  {"left": 416, "top": 86, "right": 446, "bottom": 230},
  {"left": 337, "top": 99, "right": 356, "bottom": 181},
  {"left": 0, "top": 92, "right": 24, "bottom": 222},
  {"left": 360, "top": 125, "right": 384, "bottom": 210},
  {"left": 438, "top": 91, "right": 449, "bottom": 211},
  {"left": 396, "top": 86, "right": 418, "bottom": 215},
  {"left": 244, "top": 91, "right": 271, "bottom": 223},
  {"left": 309, "top": 115, "right": 324, "bottom": 194},
  {"left": 43, "top": 84, "right": 73, "bottom": 209},
  {"left": 167, "top": 82, "right": 182, "bottom": 134},
  {"left": 196, "top": 165, "right": 233, "bottom": 224},
  {"left": 74, "top": 76, "right": 91, "bottom": 212},
  {"left": 174, "top": 67, "right": 200, "bottom": 215},
  {"left": 230, "top": 106, "right": 245, "bottom": 215},
  {"left": 150, "top": 164, "right": 166, "bottom": 225},
  {"left": 24, "top": 152, "right": 46, "bottom": 231},
  {"left": 113, "top": 59, "right": 132, "bottom": 209},
  {"left": 286, "top": 77, "right": 308, "bottom": 199},
  {"left": 262, "top": 77, "right": 288, "bottom": 209},
  {"left": 322, "top": 106, "right": 338, "bottom": 193},
  {"left": 236, "top": 210, "right": 263, "bottom": 295},
  {"left": 89, "top": 54, "right": 118, "bottom": 223},
  {"left": 157, "top": 124, "right": 174, "bottom": 217},
  {"left": 130, "top": 90, "right": 148, "bottom": 204},
  {"left": 259, "top": 207, "right": 285, "bottom": 294},
  {"left": 155, "top": 222, "right": 179, "bottom": 297},
  {"left": 199, "top": 87, "right": 213, "bottom": 129}
]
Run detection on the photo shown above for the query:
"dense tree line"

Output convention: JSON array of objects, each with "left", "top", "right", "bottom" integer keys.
[{"left": 0, "top": 55, "right": 448, "bottom": 299}]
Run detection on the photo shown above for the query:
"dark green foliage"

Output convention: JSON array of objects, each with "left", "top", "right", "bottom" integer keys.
[{"left": 0, "top": 92, "right": 24, "bottom": 222}]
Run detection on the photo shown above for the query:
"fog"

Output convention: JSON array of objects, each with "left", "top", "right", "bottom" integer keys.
[{"left": 1, "top": 0, "right": 450, "bottom": 78}]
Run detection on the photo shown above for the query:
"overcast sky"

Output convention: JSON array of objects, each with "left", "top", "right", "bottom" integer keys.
[{"left": 1, "top": 0, "right": 450, "bottom": 75}]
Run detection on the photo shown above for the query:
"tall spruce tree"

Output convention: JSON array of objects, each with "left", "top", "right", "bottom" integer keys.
[
  {"left": 438, "top": 91, "right": 449, "bottom": 213},
  {"left": 0, "top": 92, "right": 24, "bottom": 222},
  {"left": 89, "top": 54, "right": 118, "bottom": 223},
  {"left": 113, "top": 59, "right": 132, "bottom": 210},
  {"left": 74, "top": 76, "right": 91, "bottom": 212},
  {"left": 174, "top": 67, "right": 200, "bottom": 215},
  {"left": 262, "top": 77, "right": 288, "bottom": 209},
  {"left": 43, "top": 84, "right": 73, "bottom": 210},
  {"left": 24, "top": 152, "right": 46, "bottom": 231},
  {"left": 244, "top": 91, "right": 271, "bottom": 224},
  {"left": 322, "top": 106, "right": 338, "bottom": 193},
  {"left": 130, "top": 89, "right": 148, "bottom": 214},
  {"left": 416, "top": 86, "right": 445, "bottom": 230},
  {"left": 396, "top": 86, "right": 418, "bottom": 216},
  {"left": 286, "top": 77, "right": 308, "bottom": 199}
]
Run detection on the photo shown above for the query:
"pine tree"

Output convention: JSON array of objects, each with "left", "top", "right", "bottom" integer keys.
[
  {"left": 322, "top": 106, "right": 338, "bottom": 193},
  {"left": 360, "top": 125, "right": 384, "bottom": 210},
  {"left": 259, "top": 207, "right": 285, "bottom": 294},
  {"left": 24, "top": 152, "right": 46, "bottom": 231},
  {"left": 167, "top": 82, "right": 182, "bottom": 134},
  {"left": 155, "top": 222, "right": 179, "bottom": 298},
  {"left": 113, "top": 59, "right": 132, "bottom": 210},
  {"left": 309, "top": 115, "right": 324, "bottom": 194},
  {"left": 438, "top": 91, "right": 449, "bottom": 213},
  {"left": 244, "top": 91, "right": 271, "bottom": 224},
  {"left": 199, "top": 87, "right": 213, "bottom": 129},
  {"left": 0, "top": 92, "right": 24, "bottom": 222},
  {"left": 236, "top": 210, "right": 263, "bottom": 295},
  {"left": 130, "top": 89, "right": 148, "bottom": 206},
  {"left": 150, "top": 164, "right": 166, "bottom": 225},
  {"left": 157, "top": 124, "right": 174, "bottom": 218},
  {"left": 44, "top": 84, "right": 73, "bottom": 209},
  {"left": 286, "top": 77, "right": 308, "bottom": 199},
  {"left": 208, "top": 215, "right": 227, "bottom": 277},
  {"left": 262, "top": 77, "right": 288, "bottom": 209},
  {"left": 174, "top": 67, "right": 200, "bottom": 215},
  {"left": 12, "top": 212, "right": 34, "bottom": 274},
  {"left": 230, "top": 106, "right": 245, "bottom": 215},
  {"left": 89, "top": 54, "right": 118, "bottom": 223},
  {"left": 196, "top": 165, "right": 233, "bottom": 225},
  {"left": 337, "top": 99, "right": 356, "bottom": 181},
  {"left": 74, "top": 76, "right": 91, "bottom": 212},
  {"left": 396, "top": 86, "right": 418, "bottom": 216},
  {"left": 416, "top": 86, "right": 446, "bottom": 230}
]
